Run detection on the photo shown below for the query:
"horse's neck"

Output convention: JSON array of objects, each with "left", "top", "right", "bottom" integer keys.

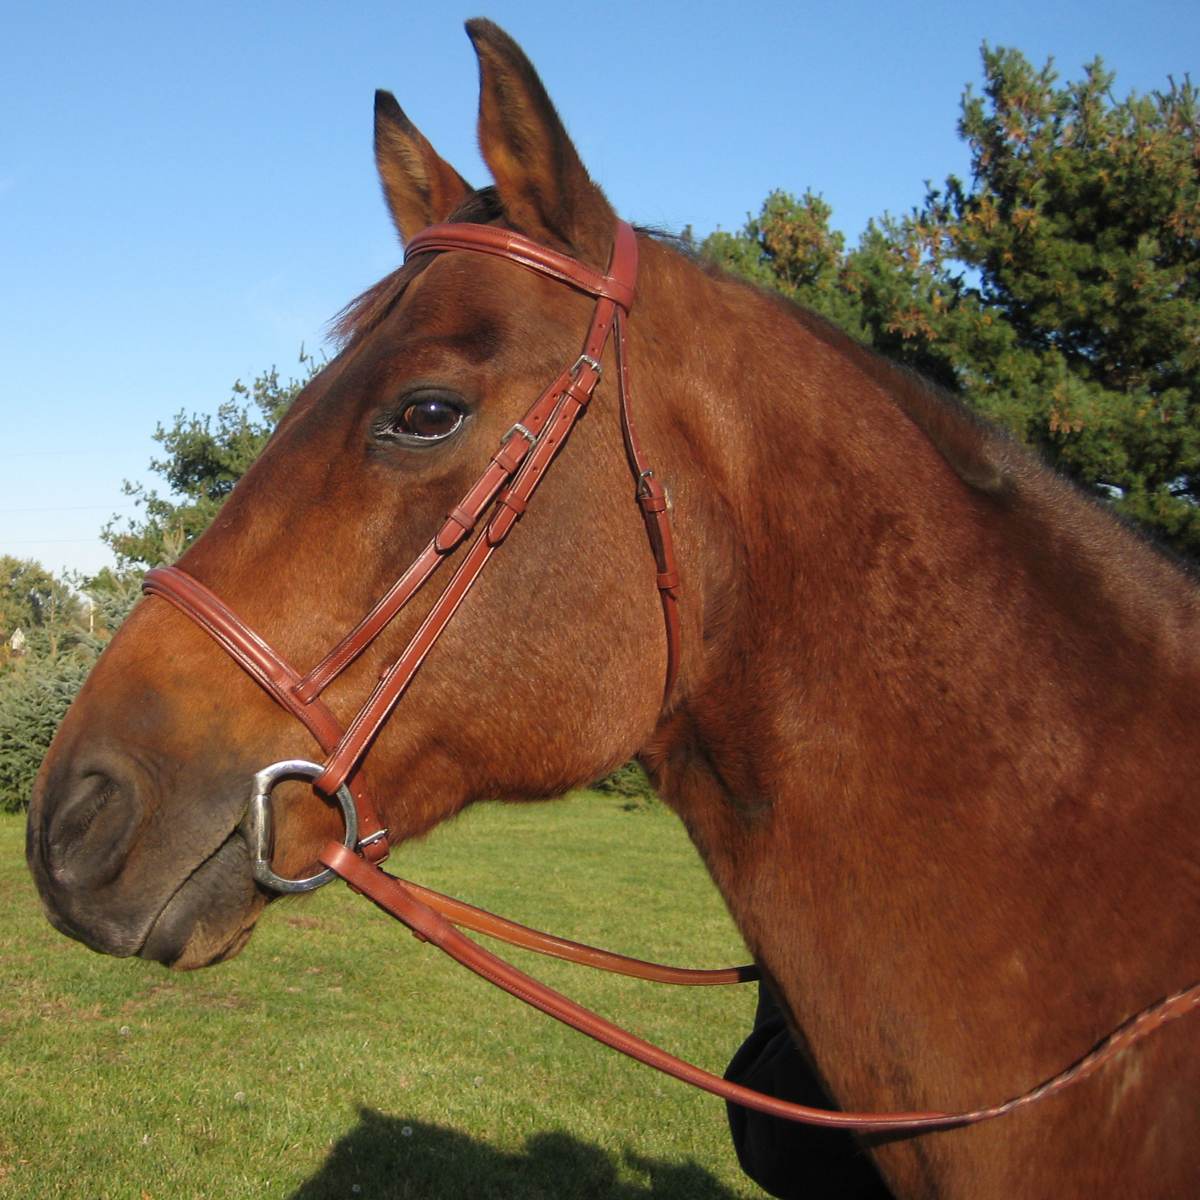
[{"left": 641, "top": 253, "right": 1200, "bottom": 1114}]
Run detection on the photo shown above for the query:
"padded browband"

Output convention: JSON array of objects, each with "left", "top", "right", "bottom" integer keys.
[{"left": 405, "top": 223, "right": 637, "bottom": 311}]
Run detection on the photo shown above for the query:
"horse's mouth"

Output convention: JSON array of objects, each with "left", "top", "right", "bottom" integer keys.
[{"left": 138, "top": 831, "right": 266, "bottom": 970}]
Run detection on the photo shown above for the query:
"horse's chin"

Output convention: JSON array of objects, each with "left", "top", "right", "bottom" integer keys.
[{"left": 139, "top": 834, "right": 267, "bottom": 970}]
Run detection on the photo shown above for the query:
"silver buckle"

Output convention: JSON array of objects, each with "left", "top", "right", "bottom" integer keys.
[
  {"left": 638, "top": 469, "right": 671, "bottom": 510},
  {"left": 571, "top": 353, "right": 602, "bottom": 379},
  {"left": 502, "top": 421, "right": 537, "bottom": 447},
  {"left": 240, "top": 759, "right": 361, "bottom": 893}
]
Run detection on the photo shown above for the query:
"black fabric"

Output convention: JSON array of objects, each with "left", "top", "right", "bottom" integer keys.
[{"left": 724, "top": 983, "right": 893, "bottom": 1199}]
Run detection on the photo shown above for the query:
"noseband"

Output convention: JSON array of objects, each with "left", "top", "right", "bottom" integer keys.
[
  {"left": 143, "top": 219, "right": 680, "bottom": 888},
  {"left": 141, "top": 220, "right": 1200, "bottom": 1134}
]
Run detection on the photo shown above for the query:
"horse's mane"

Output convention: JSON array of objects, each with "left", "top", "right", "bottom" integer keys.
[
  {"left": 712, "top": 263, "right": 1200, "bottom": 588},
  {"left": 712, "top": 266, "right": 1026, "bottom": 497}
]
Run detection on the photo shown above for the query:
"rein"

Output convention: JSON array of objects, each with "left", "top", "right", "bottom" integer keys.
[
  {"left": 142, "top": 219, "right": 1200, "bottom": 1134},
  {"left": 319, "top": 841, "right": 1200, "bottom": 1134}
]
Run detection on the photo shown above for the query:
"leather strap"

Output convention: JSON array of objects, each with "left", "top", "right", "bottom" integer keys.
[
  {"left": 405, "top": 223, "right": 636, "bottom": 311},
  {"left": 615, "top": 308, "right": 681, "bottom": 702},
  {"left": 398, "top": 873, "right": 757, "bottom": 986},
  {"left": 142, "top": 565, "right": 391, "bottom": 860},
  {"left": 322, "top": 841, "right": 1200, "bottom": 1133}
]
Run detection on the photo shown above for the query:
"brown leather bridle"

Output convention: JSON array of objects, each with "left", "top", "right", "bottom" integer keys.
[
  {"left": 142, "top": 219, "right": 1199, "bottom": 1134},
  {"left": 144, "top": 218, "right": 678, "bottom": 887}
]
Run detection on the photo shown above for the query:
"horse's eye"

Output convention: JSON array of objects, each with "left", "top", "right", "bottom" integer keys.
[{"left": 390, "top": 396, "right": 465, "bottom": 442}]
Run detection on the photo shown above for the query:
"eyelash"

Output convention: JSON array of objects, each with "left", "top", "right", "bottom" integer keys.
[{"left": 376, "top": 394, "right": 467, "bottom": 444}]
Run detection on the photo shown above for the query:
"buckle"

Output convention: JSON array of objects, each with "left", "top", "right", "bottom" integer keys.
[
  {"left": 637, "top": 470, "right": 671, "bottom": 511},
  {"left": 502, "top": 421, "right": 537, "bottom": 446},
  {"left": 571, "top": 354, "right": 603, "bottom": 379}
]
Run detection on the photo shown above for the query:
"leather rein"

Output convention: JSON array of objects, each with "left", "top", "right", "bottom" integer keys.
[{"left": 142, "top": 219, "right": 1200, "bottom": 1135}]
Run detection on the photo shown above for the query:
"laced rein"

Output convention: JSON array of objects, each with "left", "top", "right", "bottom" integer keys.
[{"left": 142, "top": 220, "right": 1200, "bottom": 1134}]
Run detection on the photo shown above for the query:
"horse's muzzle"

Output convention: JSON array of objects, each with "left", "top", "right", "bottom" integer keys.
[{"left": 27, "top": 740, "right": 262, "bottom": 966}]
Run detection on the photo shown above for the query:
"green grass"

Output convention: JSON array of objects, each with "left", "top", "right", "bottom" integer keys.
[{"left": 2, "top": 795, "right": 766, "bottom": 1199}]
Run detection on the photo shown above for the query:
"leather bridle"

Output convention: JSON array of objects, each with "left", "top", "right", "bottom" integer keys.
[
  {"left": 141, "top": 219, "right": 1200, "bottom": 1133},
  {"left": 144, "top": 218, "right": 679, "bottom": 888}
]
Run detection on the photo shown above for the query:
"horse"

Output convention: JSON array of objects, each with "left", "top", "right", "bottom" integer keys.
[{"left": 27, "top": 19, "right": 1200, "bottom": 1199}]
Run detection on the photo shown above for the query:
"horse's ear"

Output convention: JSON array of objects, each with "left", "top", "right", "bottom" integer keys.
[
  {"left": 465, "top": 18, "right": 614, "bottom": 263},
  {"left": 374, "top": 90, "right": 473, "bottom": 243}
]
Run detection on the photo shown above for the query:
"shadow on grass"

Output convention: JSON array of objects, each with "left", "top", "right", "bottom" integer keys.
[{"left": 289, "top": 1106, "right": 751, "bottom": 1199}]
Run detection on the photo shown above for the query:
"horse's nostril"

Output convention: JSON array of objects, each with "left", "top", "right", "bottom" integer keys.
[{"left": 45, "top": 768, "right": 144, "bottom": 890}]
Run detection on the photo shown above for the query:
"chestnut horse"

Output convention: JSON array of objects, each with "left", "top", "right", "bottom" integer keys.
[{"left": 27, "top": 19, "right": 1199, "bottom": 1199}]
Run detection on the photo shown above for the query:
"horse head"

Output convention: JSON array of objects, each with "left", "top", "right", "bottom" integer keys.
[{"left": 28, "top": 20, "right": 692, "bottom": 969}]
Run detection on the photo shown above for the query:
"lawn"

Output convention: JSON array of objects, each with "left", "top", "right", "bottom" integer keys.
[{"left": 1, "top": 794, "right": 765, "bottom": 1199}]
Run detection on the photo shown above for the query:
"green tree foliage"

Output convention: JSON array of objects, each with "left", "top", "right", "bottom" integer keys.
[
  {"left": 0, "top": 556, "right": 85, "bottom": 662},
  {"left": 103, "top": 361, "right": 317, "bottom": 568},
  {"left": 0, "top": 654, "right": 92, "bottom": 813},
  {"left": 0, "top": 557, "right": 97, "bottom": 812},
  {"left": 80, "top": 566, "right": 145, "bottom": 633},
  {"left": 704, "top": 48, "right": 1200, "bottom": 559},
  {"left": 703, "top": 190, "right": 863, "bottom": 332}
]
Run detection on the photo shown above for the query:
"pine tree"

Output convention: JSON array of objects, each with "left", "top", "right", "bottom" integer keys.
[{"left": 0, "top": 654, "right": 92, "bottom": 812}]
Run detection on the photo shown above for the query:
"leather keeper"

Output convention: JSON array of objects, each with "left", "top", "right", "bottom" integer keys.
[
  {"left": 564, "top": 377, "right": 597, "bottom": 409},
  {"left": 435, "top": 510, "right": 473, "bottom": 553},
  {"left": 487, "top": 504, "right": 519, "bottom": 547},
  {"left": 497, "top": 490, "right": 528, "bottom": 517},
  {"left": 492, "top": 437, "right": 528, "bottom": 474}
]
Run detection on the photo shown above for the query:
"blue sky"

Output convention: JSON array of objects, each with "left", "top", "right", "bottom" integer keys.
[{"left": 3, "top": 0, "right": 1196, "bottom": 578}]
